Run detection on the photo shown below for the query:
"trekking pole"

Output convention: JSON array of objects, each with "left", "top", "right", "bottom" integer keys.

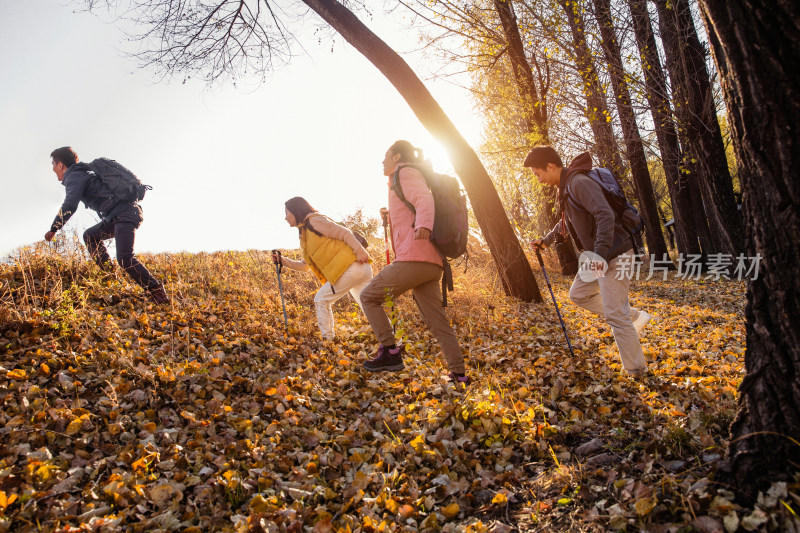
[
  {"left": 271, "top": 250, "right": 288, "bottom": 330},
  {"left": 381, "top": 208, "right": 391, "bottom": 265},
  {"left": 535, "top": 248, "right": 576, "bottom": 357},
  {"left": 380, "top": 208, "right": 397, "bottom": 335}
]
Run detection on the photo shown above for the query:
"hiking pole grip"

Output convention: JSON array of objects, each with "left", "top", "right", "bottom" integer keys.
[
  {"left": 271, "top": 250, "right": 288, "bottom": 329},
  {"left": 535, "top": 248, "right": 576, "bottom": 357},
  {"left": 272, "top": 249, "right": 283, "bottom": 274}
]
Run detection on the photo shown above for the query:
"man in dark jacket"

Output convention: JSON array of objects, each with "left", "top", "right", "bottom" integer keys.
[
  {"left": 45, "top": 147, "right": 169, "bottom": 304},
  {"left": 526, "top": 146, "right": 651, "bottom": 377}
]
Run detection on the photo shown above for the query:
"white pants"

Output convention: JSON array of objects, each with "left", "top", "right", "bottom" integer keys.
[
  {"left": 314, "top": 262, "right": 373, "bottom": 340},
  {"left": 568, "top": 250, "right": 647, "bottom": 373}
]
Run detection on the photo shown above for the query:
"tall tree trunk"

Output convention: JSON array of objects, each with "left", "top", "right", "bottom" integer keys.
[
  {"left": 655, "top": 0, "right": 719, "bottom": 258},
  {"left": 592, "top": 0, "right": 670, "bottom": 261},
  {"left": 302, "top": 0, "right": 542, "bottom": 302},
  {"left": 655, "top": 0, "right": 743, "bottom": 257},
  {"left": 494, "top": 0, "right": 579, "bottom": 276},
  {"left": 558, "top": 0, "right": 626, "bottom": 179},
  {"left": 698, "top": 0, "right": 800, "bottom": 503},
  {"left": 628, "top": 0, "right": 703, "bottom": 259}
]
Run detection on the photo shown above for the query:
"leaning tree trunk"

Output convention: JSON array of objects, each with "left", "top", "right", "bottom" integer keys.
[
  {"left": 698, "top": 0, "right": 800, "bottom": 503},
  {"left": 628, "top": 0, "right": 703, "bottom": 259},
  {"left": 494, "top": 0, "right": 579, "bottom": 276},
  {"left": 593, "top": 0, "right": 670, "bottom": 261},
  {"left": 655, "top": 0, "right": 743, "bottom": 258},
  {"left": 303, "top": 0, "right": 542, "bottom": 302},
  {"left": 558, "top": 0, "right": 626, "bottom": 179}
]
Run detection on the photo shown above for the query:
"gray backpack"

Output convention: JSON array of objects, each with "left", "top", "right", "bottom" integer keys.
[{"left": 88, "top": 158, "right": 152, "bottom": 203}]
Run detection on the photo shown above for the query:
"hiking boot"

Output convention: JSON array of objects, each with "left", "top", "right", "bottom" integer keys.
[
  {"left": 148, "top": 285, "right": 171, "bottom": 305},
  {"left": 447, "top": 372, "right": 470, "bottom": 385},
  {"left": 363, "top": 345, "right": 405, "bottom": 372},
  {"left": 632, "top": 310, "right": 652, "bottom": 335}
]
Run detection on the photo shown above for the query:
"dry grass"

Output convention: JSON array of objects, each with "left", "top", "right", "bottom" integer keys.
[{"left": 0, "top": 243, "right": 797, "bottom": 532}]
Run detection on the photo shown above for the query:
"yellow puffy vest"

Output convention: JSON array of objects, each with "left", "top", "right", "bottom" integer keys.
[{"left": 299, "top": 214, "right": 357, "bottom": 285}]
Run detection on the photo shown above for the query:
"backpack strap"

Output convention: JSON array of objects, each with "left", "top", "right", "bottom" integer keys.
[
  {"left": 440, "top": 257, "right": 454, "bottom": 307},
  {"left": 302, "top": 218, "right": 325, "bottom": 238},
  {"left": 563, "top": 171, "right": 639, "bottom": 255},
  {"left": 563, "top": 172, "right": 594, "bottom": 214},
  {"left": 391, "top": 165, "right": 420, "bottom": 226},
  {"left": 393, "top": 165, "right": 454, "bottom": 307}
]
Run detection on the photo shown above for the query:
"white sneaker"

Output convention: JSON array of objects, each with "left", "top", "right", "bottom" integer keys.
[{"left": 632, "top": 310, "right": 652, "bottom": 336}]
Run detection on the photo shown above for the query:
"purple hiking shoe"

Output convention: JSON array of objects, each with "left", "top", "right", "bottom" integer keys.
[{"left": 363, "top": 345, "right": 405, "bottom": 372}]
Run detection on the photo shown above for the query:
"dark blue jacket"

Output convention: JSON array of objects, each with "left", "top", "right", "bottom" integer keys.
[{"left": 50, "top": 163, "right": 116, "bottom": 232}]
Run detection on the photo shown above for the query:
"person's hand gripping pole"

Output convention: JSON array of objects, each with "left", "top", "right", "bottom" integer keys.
[{"left": 271, "top": 250, "right": 289, "bottom": 330}]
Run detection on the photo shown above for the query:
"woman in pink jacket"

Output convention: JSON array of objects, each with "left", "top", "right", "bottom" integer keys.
[{"left": 360, "top": 141, "right": 468, "bottom": 383}]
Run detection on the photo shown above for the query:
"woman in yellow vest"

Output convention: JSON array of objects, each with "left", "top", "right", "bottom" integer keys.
[{"left": 273, "top": 197, "right": 373, "bottom": 341}]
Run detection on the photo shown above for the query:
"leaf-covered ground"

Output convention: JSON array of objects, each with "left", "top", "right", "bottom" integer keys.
[{"left": 0, "top": 244, "right": 797, "bottom": 532}]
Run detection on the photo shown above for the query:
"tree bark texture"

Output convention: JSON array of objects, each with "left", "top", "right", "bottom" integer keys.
[
  {"left": 655, "top": 0, "right": 721, "bottom": 258},
  {"left": 558, "top": 0, "right": 626, "bottom": 179},
  {"left": 655, "top": 0, "right": 744, "bottom": 258},
  {"left": 302, "top": 0, "right": 543, "bottom": 302},
  {"left": 592, "top": 0, "right": 670, "bottom": 261},
  {"left": 494, "top": 0, "right": 549, "bottom": 141},
  {"left": 494, "top": 0, "right": 579, "bottom": 276},
  {"left": 628, "top": 0, "right": 703, "bottom": 258},
  {"left": 698, "top": 0, "right": 800, "bottom": 502}
]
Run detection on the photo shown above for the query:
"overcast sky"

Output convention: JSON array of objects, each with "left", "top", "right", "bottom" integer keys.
[{"left": 0, "top": 1, "right": 481, "bottom": 258}]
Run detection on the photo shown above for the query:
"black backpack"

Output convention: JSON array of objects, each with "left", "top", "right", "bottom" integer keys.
[
  {"left": 87, "top": 158, "right": 151, "bottom": 204},
  {"left": 565, "top": 167, "right": 644, "bottom": 253},
  {"left": 392, "top": 164, "right": 469, "bottom": 305}
]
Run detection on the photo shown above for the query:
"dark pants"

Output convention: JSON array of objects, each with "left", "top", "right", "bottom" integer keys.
[{"left": 83, "top": 205, "right": 161, "bottom": 290}]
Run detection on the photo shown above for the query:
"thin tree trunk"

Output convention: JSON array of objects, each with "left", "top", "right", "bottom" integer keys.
[
  {"left": 558, "top": 0, "right": 626, "bottom": 179},
  {"left": 698, "top": 0, "right": 800, "bottom": 503},
  {"left": 494, "top": 0, "right": 579, "bottom": 276},
  {"left": 493, "top": 0, "right": 548, "bottom": 141},
  {"left": 593, "top": 0, "right": 670, "bottom": 261},
  {"left": 302, "top": 0, "right": 542, "bottom": 302},
  {"left": 655, "top": 0, "right": 743, "bottom": 257},
  {"left": 628, "top": 0, "right": 702, "bottom": 259}
]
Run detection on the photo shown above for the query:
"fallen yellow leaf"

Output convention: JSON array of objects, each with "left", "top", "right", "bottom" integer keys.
[
  {"left": 492, "top": 492, "right": 508, "bottom": 505},
  {"left": 65, "top": 417, "right": 83, "bottom": 436},
  {"left": 442, "top": 502, "right": 460, "bottom": 519},
  {"left": 6, "top": 369, "right": 26, "bottom": 380},
  {"left": 634, "top": 494, "right": 658, "bottom": 516},
  {"left": 0, "top": 491, "right": 18, "bottom": 510}
]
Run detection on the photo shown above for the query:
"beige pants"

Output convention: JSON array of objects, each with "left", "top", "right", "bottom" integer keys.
[
  {"left": 314, "top": 262, "right": 373, "bottom": 340},
  {"left": 568, "top": 250, "right": 647, "bottom": 373},
  {"left": 360, "top": 261, "right": 465, "bottom": 374}
]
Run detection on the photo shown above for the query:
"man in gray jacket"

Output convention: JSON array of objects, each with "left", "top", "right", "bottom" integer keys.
[
  {"left": 527, "top": 146, "right": 651, "bottom": 377},
  {"left": 45, "top": 146, "right": 169, "bottom": 304}
]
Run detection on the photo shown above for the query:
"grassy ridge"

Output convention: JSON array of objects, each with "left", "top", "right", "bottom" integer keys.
[{"left": 0, "top": 242, "right": 795, "bottom": 532}]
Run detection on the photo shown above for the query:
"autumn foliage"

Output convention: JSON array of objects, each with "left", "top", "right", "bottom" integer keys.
[{"left": 0, "top": 240, "right": 796, "bottom": 532}]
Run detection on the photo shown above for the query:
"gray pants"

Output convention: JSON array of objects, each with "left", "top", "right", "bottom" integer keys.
[
  {"left": 568, "top": 250, "right": 647, "bottom": 373},
  {"left": 360, "top": 261, "right": 465, "bottom": 374}
]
